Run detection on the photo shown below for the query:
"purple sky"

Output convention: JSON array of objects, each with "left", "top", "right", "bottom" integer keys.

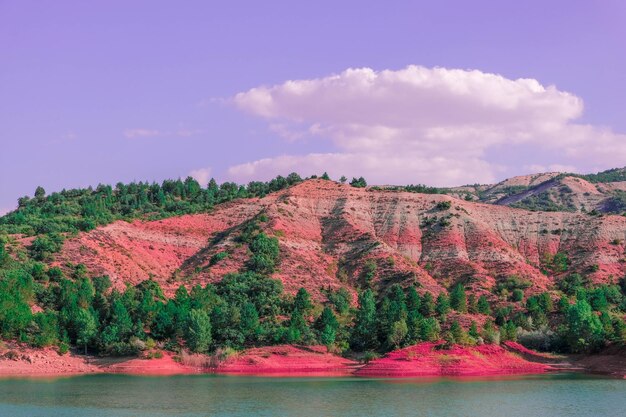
[{"left": 2, "top": 0, "right": 626, "bottom": 213}]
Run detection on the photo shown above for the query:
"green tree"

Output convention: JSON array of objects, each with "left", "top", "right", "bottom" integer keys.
[
  {"left": 315, "top": 306, "right": 339, "bottom": 348},
  {"left": 350, "top": 177, "right": 367, "bottom": 188},
  {"left": 449, "top": 284, "right": 467, "bottom": 313},
  {"left": 186, "top": 309, "right": 212, "bottom": 353},
  {"left": 500, "top": 321, "right": 517, "bottom": 342},
  {"left": 34, "top": 186, "right": 46, "bottom": 200},
  {"left": 294, "top": 287, "right": 313, "bottom": 315},
  {"left": 477, "top": 295, "right": 492, "bottom": 315},
  {"left": 563, "top": 299, "right": 604, "bottom": 353},
  {"left": 240, "top": 302, "right": 260, "bottom": 344},
  {"left": 388, "top": 319, "right": 408, "bottom": 349},
  {"left": 449, "top": 320, "right": 467, "bottom": 345},
  {"left": 511, "top": 289, "right": 524, "bottom": 302},
  {"left": 420, "top": 292, "right": 436, "bottom": 317},
  {"left": 327, "top": 287, "right": 351, "bottom": 314},
  {"left": 468, "top": 321, "right": 480, "bottom": 340},
  {"left": 75, "top": 309, "right": 97, "bottom": 354},
  {"left": 482, "top": 319, "right": 499, "bottom": 344},
  {"left": 420, "top": 317, "right": 441, "bottom": 342},
  {"left": 406, "top": 287, "right": 421, "bottom": 315},
  {"left": 350, "top": 289, "right": 378, "bottom": 351},
  {"left": 436, "top": 293, "right": 450, "bottom": 318}
]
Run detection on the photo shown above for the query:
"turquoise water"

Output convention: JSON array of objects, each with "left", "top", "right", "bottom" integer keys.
[{"left": 0, "top": 374, "right": 624, "bottom": 416}]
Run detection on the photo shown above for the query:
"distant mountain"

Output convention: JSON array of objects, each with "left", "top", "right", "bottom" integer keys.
[{"left": 449, "top": 167, "right": 626, "bottom": 214}]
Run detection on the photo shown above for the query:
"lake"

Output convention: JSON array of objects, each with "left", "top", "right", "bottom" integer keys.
[{"left": 0, "top": 373, "right": 624, "bottom": 416}]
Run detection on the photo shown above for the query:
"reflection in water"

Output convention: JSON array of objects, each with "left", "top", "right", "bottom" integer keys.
[{"left": 0, "top": 374, "right": 624, "bottom": 417}]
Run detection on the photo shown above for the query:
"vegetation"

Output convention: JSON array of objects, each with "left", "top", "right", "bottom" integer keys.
[{"left": 1, "top": 172, "right": 626, "bottom": 360}]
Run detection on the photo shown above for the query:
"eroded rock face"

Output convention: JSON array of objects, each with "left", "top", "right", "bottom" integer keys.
[{"left": 57, "top": 180, "right": 626, "bottom": 299}]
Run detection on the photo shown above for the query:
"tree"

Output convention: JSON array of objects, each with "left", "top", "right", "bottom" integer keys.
[
  {"left": 468, "top": 321, "right": 480, "bottom": 340},
  {"left": 388, "top": 319, "right": 408, "bottom": 349},
  {"left": 361, "top": 260, "right": 377, "bottom": 287},
  {"left": 420, "top": 292, "right": 436, "bottom": 317},
  {"left": 327, "top": 288, "right": 351, "bottom": 314},
  {"left": 75, "top": 309, "right": 97, "bottom": 354},
  {"left": 287, "top": 288, "right": 313, "bottom": 344},
  {"left": 350, "top": 177, "right": 367, "bottom": 188},
  {"left": 320, "top": 324, "right": 336, "bottom": 348},
  {"left": 436, "top": 293, "right": 450, "bottom": 318},
  {"left": 406, "top": 287, "right": 421, "bottom": 315},
  {"left": 294, "top": 288, "right": 312, "bottom": 315},
  {"left": 450, "top": 321, "right": 468, "bottom": 345},
  {"left": 512, "top": 289, "right": 524, "bottom": 302},
  {"left": 0, "top": 241, "right": 8, "bottom": 266},
  {"left": 321, "top": 172, "right": 330, "bottom": 180},
  {"left": 35, "top": 186, "right": 46, "bottom": 199},
  {"left": 563, "top": 299, "right": 604, "bottom": 353},
  {"left": 186, "top": 309, "right": 212, "bottom": 353},
  {"left": 247, "top": 233, "right": 280, "bottom": 274},
  {"left": 482, "top": 320, "right": 499, "bottom": 344},
  {"left": 350, "top": 289, "right": 378, "bottom": 351},
  {"left": 340, "top": 176, "right": 347, "bottom": 184},
  {"left": 316, "top": 307, "right": 339, "bottom": 348},
  {"left": 449, "top": 284, "right": 467, "bottom": 313},
  {"left": 420, "top": 317, "right": 440, "bottom": 342},
  {"left": 477, "top": 295, "right": 491, "bottom": 315},
  {"left": 500, "top": 321, "right": 517, "bottom": 342},
  {"left": 240, "top": 302, "right": 260, "bottom": 344},
  {"left": 467, "top": 293, "right": 477, "bottom": 314}
]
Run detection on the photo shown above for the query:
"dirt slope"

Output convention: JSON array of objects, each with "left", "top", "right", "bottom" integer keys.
[{"left": 57, "top": 179, "right": 626, "bottom": 299}]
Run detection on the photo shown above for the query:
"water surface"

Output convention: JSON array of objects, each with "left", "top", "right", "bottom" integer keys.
[{"left": 0, "top": 373, "right": 624, "bottom": 416}]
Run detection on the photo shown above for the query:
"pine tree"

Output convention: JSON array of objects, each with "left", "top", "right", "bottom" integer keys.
[
  {"left": 450, "top": 284, "right": 467, "bottom": 313},
  {"left": 420, "top": 292, "right": 436, "bottom": 317},
  {"left": 350, "top": 289, "right": 379, "bottom": 351},
  {"left": 186, "top": 309, "right": 212, "bottom": 353},
  {"left": 436, "top": 293, "right": 450, "bottom": 318},
  {"left": 477, "top": 295, "right": 492, "bottom": 315}
]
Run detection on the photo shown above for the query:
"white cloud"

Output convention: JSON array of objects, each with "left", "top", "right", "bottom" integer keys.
[
  {"left": 0, "top": 206, "right": 14, "bottom": 216},
  {"left": 524, "top": 164, "right": 579, "bottom": 174},
  {"left": 229, "top": 65, "right": 626, "bottom": 186},
  {"left": 124, "top": 128, "right": 163, "bottom": 139},
  {"left": 124, "top": 128, "right": 204, "bottom": 139},
  {"left": 189, "top": 167, "right": 212, "bottom": 186}
]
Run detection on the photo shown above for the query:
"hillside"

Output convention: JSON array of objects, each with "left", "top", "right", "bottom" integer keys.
[
  {"left": 453, "top": 168, "right": 626, "bottom": 214},
  {"left": 54, "top": 179, "right": 626, "bottom": 300}
]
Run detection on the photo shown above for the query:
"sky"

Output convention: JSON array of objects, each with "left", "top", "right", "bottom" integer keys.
[{"left": 1, "top": 0, "right": 626, "bottom": 213}]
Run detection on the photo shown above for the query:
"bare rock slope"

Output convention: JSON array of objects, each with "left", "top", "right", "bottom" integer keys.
[{"left": 58, "top": 180, "right": 626, "bottom": 299}]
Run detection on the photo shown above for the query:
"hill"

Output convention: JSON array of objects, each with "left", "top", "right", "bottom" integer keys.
[
  {"left": 53, "top": 179, "right": 626, "bottom": 300},
  {"left": 452, "top": 167, "right": 626, "bottom": 214}
]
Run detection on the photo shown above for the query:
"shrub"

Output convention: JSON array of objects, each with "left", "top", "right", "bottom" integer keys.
[{"left": 209, "top": 252, "right": 229, "bottom": 266}]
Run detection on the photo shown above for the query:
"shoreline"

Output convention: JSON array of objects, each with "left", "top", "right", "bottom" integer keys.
[{"left": 1, "top": 343, "right": 623, "bottom": 380}]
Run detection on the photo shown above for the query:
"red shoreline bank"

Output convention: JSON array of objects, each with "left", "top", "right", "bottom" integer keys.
[{"left": 0, "top": 342, "right": 581, "bottom": 379}]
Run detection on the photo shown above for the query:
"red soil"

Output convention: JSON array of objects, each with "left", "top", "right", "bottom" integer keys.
[
  {"left": 0, "top": 344, "right": 100, "bottom": 377},
  {"left": 356, "top": 342, "right": 552, "bottom": 378},
  {"left": 100, "top": 352, "right": 202, "bottom": 375},
  {"left": 56, "top": 180, "right": 626, "bottom": 303},
  {"left": 213, "top": 345, "right": 359, "bottom": 376}
]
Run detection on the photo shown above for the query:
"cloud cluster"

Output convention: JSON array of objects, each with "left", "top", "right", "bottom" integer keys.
[
  {"left": 124, "top": 128, "right": 204, "bottom": 139},
  {"left": 226, "top": 65, "right": 626, "bottom": 186},
  {"left": 189, "top": 167, "right": 212, "bottom": 186}
]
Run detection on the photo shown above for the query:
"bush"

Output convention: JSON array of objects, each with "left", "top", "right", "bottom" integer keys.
[
  {"left": 209, "top": 252, "right": 229, "bottom": 266},
  {"left": 517, "top": 328, "right": 556, "bottom": 352},
  {"left": 436, "top": 201, "right": 451, "bottom": 211},
  {"left": 361, "top": 351, "right": 380, "bottom": 364}
]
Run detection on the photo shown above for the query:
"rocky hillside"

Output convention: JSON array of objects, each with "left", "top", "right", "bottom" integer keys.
[
  {"left": 56, "top": 179, "right": 626, "bottom": 300},
  {"left": 451, "top": 167, "right": 626, "bottom": 214}
]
